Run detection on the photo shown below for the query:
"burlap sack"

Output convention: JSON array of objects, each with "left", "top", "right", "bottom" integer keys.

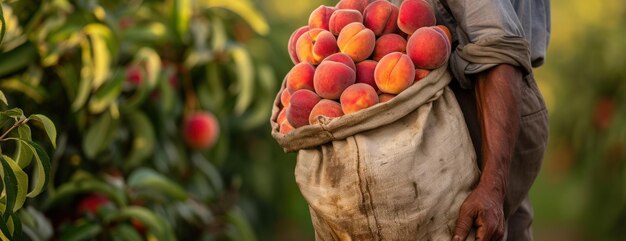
[{"left": 270, "top": 64, "right": 479, "bottom": 241}]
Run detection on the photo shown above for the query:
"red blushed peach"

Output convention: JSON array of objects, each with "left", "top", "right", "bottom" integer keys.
[
  {"left": 337, "top": 22, "right": 376, "bottom": 62},
  {"left": 378, "top": 93, "right": 396, "bottom": 103},
  {"left": 309, "top": 99, "right": 344, "bottom": 125},
  {"left": 279, "top": 121, "right": 295, "bottom": 134},
  {"left": 329, "top": 9, "right": 363, "bottom": 36},
  {"left": 280, "top": 89, "right": 291, "bottom": 107},
  {"left": 288, "top": 26, "right": 310, "bottom": 64},
  {"left": 397, "top": 0, "right": 436, "bottom": 35},
  {"left": 363, "top": 0, "right": 399, "bottom": 36},
  {"left": 406, "top": 27, "right": 450, "bottom": 69},
  {"left": 286, "top": 62, "right": 315, "bottom": 94},
  {"left": 372, "top": 34, "right": 407, "bottom": 61},
  {"left": 355, "top": 60, "right": 379, "bottom": 92},
  {"left": 184, "top": 112, "right": 220, "bottom": 150},
  {"left": 296, "top": 29, "right": 338, "bottom": 65},
  {"left": 277, "top": 108, "right": 288, "bottom": 125},
  {"left": 415, "top": 68, "right": 431, "bottom": 82},
  {"left": 336, "top": 0, "right": 369, "bottom": 14},
  {"left": 374, "top": 52, "right": 416, "bottom": 94},
  {"left": 340, "top": 83, "right": 379, "bottom": 114},
  {"left": 314, "top": 61, "right": 356, "bottom": 99},
  {"left": 323, "top": 53, "right": 356, "bottom": 72},
  {"left": 287, "top": 89, "right": 321, "bottom": 128},
  {"left": 309, "top": 5, "right": 336, "bottom": 30}
]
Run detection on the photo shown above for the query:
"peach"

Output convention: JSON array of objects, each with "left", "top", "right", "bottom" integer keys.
[
  {"left": 309, "top": 99, "right": 344, "bottom": 125},
  {"left": 363, "top": 0, "right": 399, "bottom": 36},
  {"left": 184, "top": 112, "right": 220, "bottom": 150},
  {"left": 340, "top": 83, "right": 379, "bottom": 114},
  {"left": 397, "top": 0, "right": 436, "bottom": 35},
  {"left": 280, "top": 89, "right": 291, "bottom": 107},
  {"left": 279, "top": 121, "right": 295, "bottom": 134},
  {"left": 309, "top": 5, "right": 335, "bottom": 30},
  {"left": 406, "top": 27, "right": 450, "bottom": 69},
  {"left": 286, "top": 62, "right": 315, "bottom": 94},
  {"left": 336, "top": 0, "right": 369, "bottom": 14},
  {"left": 288, "top": 26, "right": 310, "bottom": 64},
  {"left": 277, "top": 108, "right": 288, "bottom": 124},
  {"left": 415, "top": 68, "right": 431, "bottom": 82},
  {"left": 374, "top": 52, "right": 416, "bottom": 94},
  {"left": 337, "top": 22, "right": 376, "bottom": 62},
  {"left": 287, "top": 89, "right": 321, "bottom": 128},
  {"left": 372, "top": 33, "right": 407, "bottom": 61},
  {"left": 323, "top": 53, "right": 356, "bottom": 72},
  {"left": 329, "top": 9, "right": 363, "bottom": 36},
  {"left": 434, "top": 25, "right": 453, "bottom": 43},
  {"left": 296, "top": 29, "right": 338, "bottom": 65},
  {"left": 378, "top": 93, "right": 396, "bottom": 103},
  {"left": 126, "top": 65, "right": 143, "bottom": 85},
  {"left": 314, "top": 61, "right": 356, "bottom": 99},
  {"left": 355, "top": 60, "right": 379, "bottom": 92}
]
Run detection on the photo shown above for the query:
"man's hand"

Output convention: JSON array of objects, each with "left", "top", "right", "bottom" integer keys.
[{"left": 452, "top": 64, "right": 522, "bottom": 241}]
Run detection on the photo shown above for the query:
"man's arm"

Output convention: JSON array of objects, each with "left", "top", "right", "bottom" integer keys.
[{"left": 452, "top": 64, "right": 522, "bottom": 241}]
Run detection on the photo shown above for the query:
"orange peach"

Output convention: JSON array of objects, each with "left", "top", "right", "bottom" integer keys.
[
  {"left": 329, "top": 9, "right": 363, "bottom": 36},
  {"left": 323, "top": 53, "right": 356, "bottom": 72},
  {"left": 277, "top": 108, "right": 288, "bottom": 124},
  {"left": 279, "top": 121, "right": 295, "bottom": 134},
  {"left": 355, "top": 60, "right": 379, "bottom": 92},
  {"left": 336, "top": 0, "right": 369, "bottom": 14},
  {"left": 286, "top": 62, "right": 315, "bottom": 94},
  {"left": 372, "top": 33, "right": 407, "bottom": 61},
  {"left": 434, "top": 25, "right": 453, "bottom": 43},
  {"left": 414, "top": 68, "right": 431, "bottom": 82},
  {"left": 397, "top": 0, "right": 436, "bottom": 35},
  {"left": 314, "top": 61, "right": 356, "bottom": 99},
  {"left": 287, "top": 89, "right": 321, "bottom": 128},
  {"left": 378, "top": 93, "right": 396, "bottom": 103},
  {"left": 337, "top": 22, "right": 376, "bottom": 62},
  {"left": 288, "top": 26, "right": 310, "bottom": 64},
  {"left": 363, "top": 0, "right": 399, "bottom": 36},
  {"left": 309, "top": 5, "right": 336, "bottom": 30},
  {"left": 374, "top": 52, "right": 416, "bottom": 94},
  {"left": 309, "top": 99, "right": 344, "bottom": 125},
  {"left": 280, "top": 89, "right": 291, "bottom": 107},
  {"left": 406, "top": 27, "right": 450, "bottom": 69},
  {"left": 340, "top": 83, "right": 379, "bottom": 114},
  {"left": 296, "top": 28, "right": 338, "bottom": 65}
]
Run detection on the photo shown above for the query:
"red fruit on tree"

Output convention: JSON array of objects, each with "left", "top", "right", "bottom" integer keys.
[{"left": 183, "top": 112, "right": 220, "bottom": 150}]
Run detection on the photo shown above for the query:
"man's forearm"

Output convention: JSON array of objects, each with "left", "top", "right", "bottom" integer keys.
[{"left": 474, "top": 64, "right": 522, "bottom": 201}]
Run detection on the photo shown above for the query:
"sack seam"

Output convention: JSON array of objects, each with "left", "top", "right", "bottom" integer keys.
[{"left": 353, "top": 137, "right": 382, "bottom": 240}]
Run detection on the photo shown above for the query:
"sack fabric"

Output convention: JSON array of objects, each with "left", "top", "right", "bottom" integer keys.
[{"left": 270, "top": 64, "right": 479, "bottom": 241}]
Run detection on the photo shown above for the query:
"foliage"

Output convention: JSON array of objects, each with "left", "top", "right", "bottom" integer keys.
[{"left": 0, "top": 0, "right": 276, "bottom": 240}]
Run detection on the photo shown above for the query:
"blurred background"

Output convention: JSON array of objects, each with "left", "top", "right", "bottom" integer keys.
[{"left": 0, "top": 0, "right": 624, "bottom": 240}]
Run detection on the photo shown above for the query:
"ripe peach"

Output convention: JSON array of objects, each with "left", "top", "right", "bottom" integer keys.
[
  {"left": 280, "top": 121, "right": 295, "bottom": 134},
  {"left": 329, "top": 9, "right": 363, "bottom": 36},
  {"left": 355, "top": 60, "right": 379, "bottom": 92},
  {"left": 286, "top": 62, "right": 315, "bottom": 94},
  {"left": 126, "top": 65, "right": 143, "bottom": 85},
  {"left": 378, "top": 93, "right": 396, "bottom": 103},
  {"left": 397, "top": 0, "right": 436, "bottom": 35},
  {"left": 372, "top": 33, "right": 407, "bottom": 61},
  {"left": 337, "top": 22, "right": 376, "bottom": 62},
  {"left": 406, "top": 27, "right": 450, "bottom": 69},
  {"left": 323, "top": 53, "right": 356, "bottom": 72},
  {"left": 363, "top": 0, "right": 399, "bottom": 36},
  {"left": 296, "top": 29, "right": 338, "bottom": 65},
  {"left": 434, "top": 25, "right": 453, "bottom": 43},
  {"left": 287, "top": 89, "right": 321, "bottom": 128},
  {"left": 280, "top": 89, "right": 291, "bottom": 107},
  {"left": 277, "top": 108, "right": 288, "bottom": 124},
  {"left": 374, "top": 52, "right": 416, "bottom": 94},
  {"left": 314, "top": 61, "right": 356, "bottom": 99},
  {"left": 309, "top": 5, "right": 336, "bottom": 30},
  {"left": 309, "top": 99, "right": 344, "bottom": 125},
  {"left": 183, "top": 112, "right": 220, "bottom": 150},
  {"left": 288, "top": 26, "right": 310, "bottom": 64},
  {"left": 340, "top": 83, "right": 379, "bottom": 114},
  {"left": 336, "top": 0, "right": 369, "bottom": 14},
  {"left": 78, "top": 194, "right": 111, "bottom": 215},
  {"left": 414, "top": 68, "right": 431, "bottom": 82}
]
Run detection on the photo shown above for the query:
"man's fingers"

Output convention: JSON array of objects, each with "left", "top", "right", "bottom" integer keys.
[{"left": 452, "top": 210, "right": 475, "bottom": 241}]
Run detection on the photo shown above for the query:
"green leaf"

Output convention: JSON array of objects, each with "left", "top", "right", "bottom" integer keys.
[
  {"left": 0, "top": 90, "right": 7, "bottom": 106},
  {"left": 105, "top": 207, "right": 176, "bottom": 241},
  {"left": 58, "top": 222, "right": 102, "bottom": 241},
  {"left": 0, "top": 214, "right": 11, "bottom": 241},
  {"left": 203, "top": 0, "right": 269, "bottom": 35},
  {"left": 0, "top": 155, "right": 18, "bottom": 219},
  {"left": 128, "top": 168, "right": 188, "bottom": 201},
  {"left": 226, "top": 207, "right": 257, "bottom": 241},
  {"left": 0, "top": 3, "right": 6, "bottom": 45},
  {"left": 110, "top": 224, "right": 143, "bottom": 241},
  {"left": 230, "top": 45, "right": 254, "bottom": 114},
  {"left": 20, "top": 206, "right": 53, "bottom": 241},
  {"left": 28, "top": 114, "right": 57, "bottom": 148},
  {"left": 82, "top": 112, "right": 116, "bottom": 159},
  {"left": 5, "top": 139, "right": 50, "bottom": 198},
  {"left": 0, "top": 42, "right": 38, "bottom": 77},
  {"left": 44, "top": 178, "right": 127, "bottom": 210},
  {"left": 173, "top": 0, "right": 191, "bottom": 40},
  {"left": 123, "top": 111, "right": 155, "bottom": 169},
  {"left": 72, "top": 39, "right": 93, "bottom": 111},
  {"left": 237, "top": 64, "right": 275, "bottom": 130},
  {"left": 9, "top": 213, "right": 21, "bottom": 241},
  {"left": 84, "top": 24, "right": 113, "bottom": 90},
  {"left": 1, "top": 156, "right": 27, "bottom": 213},
  {"left": 13, "top": 125, "right": 33, "bottom": 168},
  {"left": 88, "top": 70, "right": 123, "bottom": 114},
  {"left": 0, "top": 108, "right": 24, "bottom": 120}
]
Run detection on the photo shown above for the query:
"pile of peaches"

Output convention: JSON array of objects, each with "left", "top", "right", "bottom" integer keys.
[{"left": 277, "top": 0, "right": 451, "bottom": 134}]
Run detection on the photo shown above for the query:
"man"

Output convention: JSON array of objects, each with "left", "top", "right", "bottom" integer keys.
[{"left": 391, "top": 0, "right": 550, "bottom": 240}]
